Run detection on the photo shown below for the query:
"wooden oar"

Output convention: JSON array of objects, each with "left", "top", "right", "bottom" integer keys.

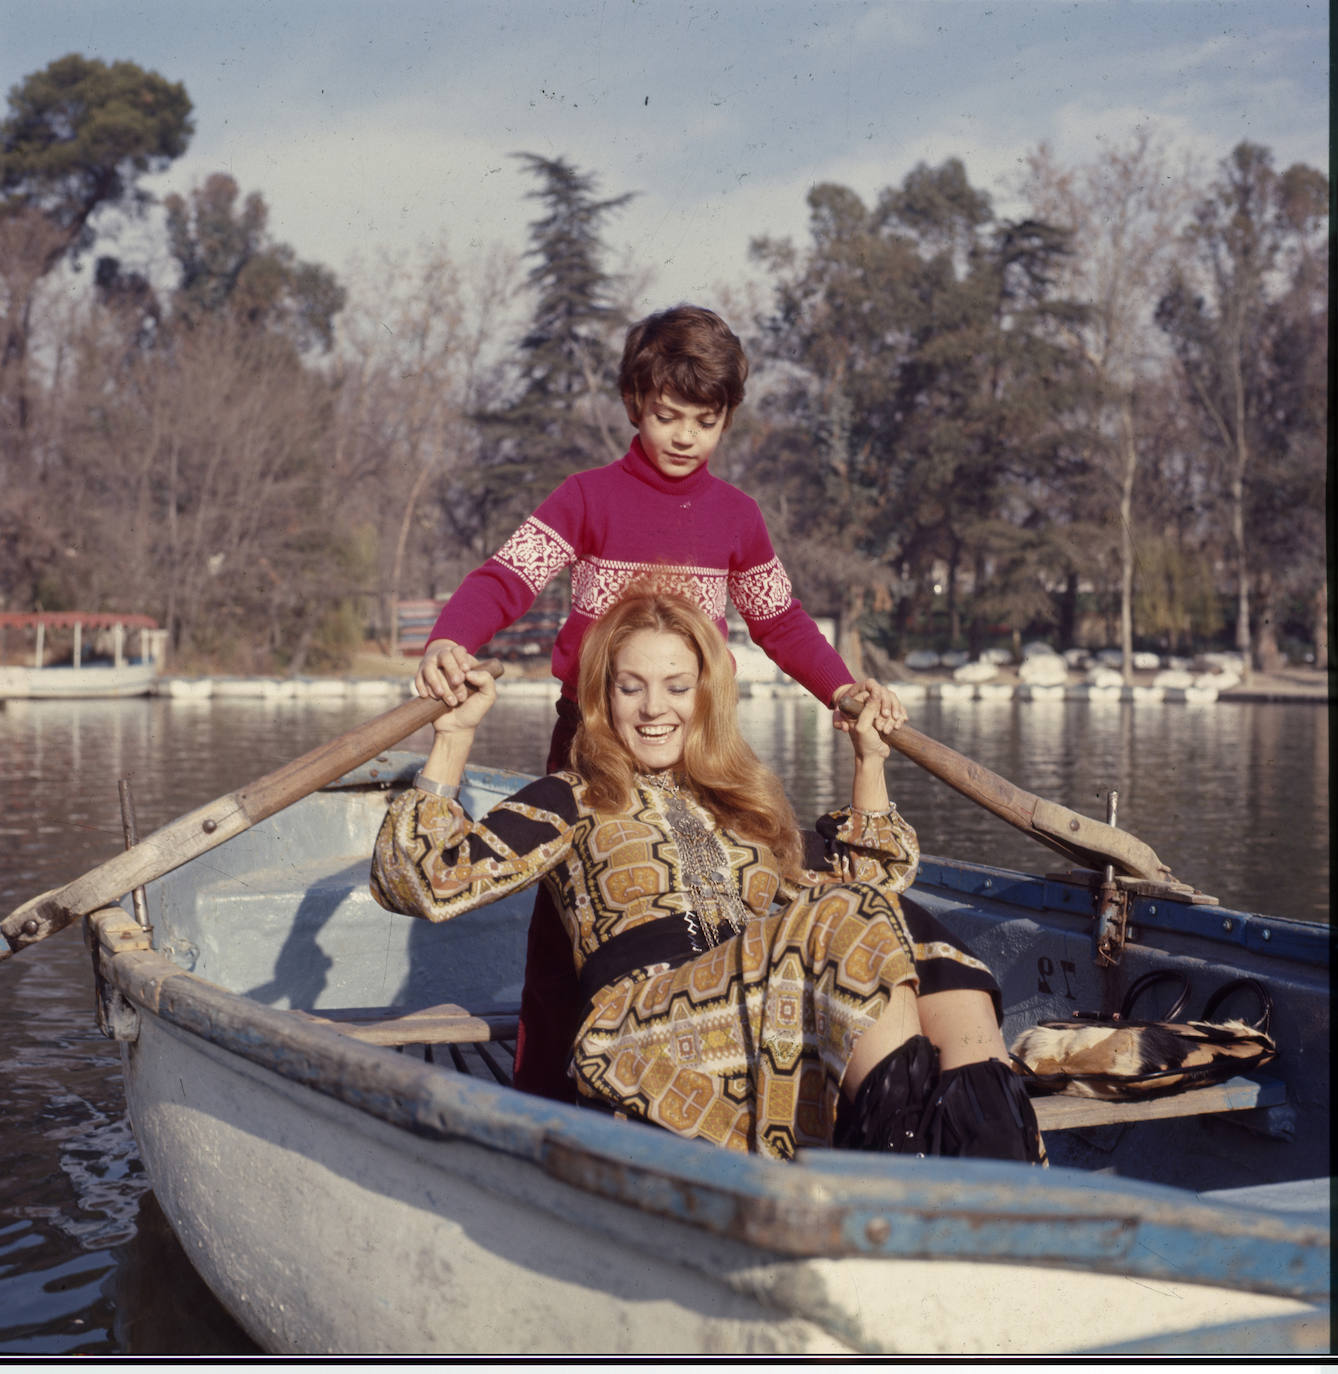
[
  {"left": 1, "top": 663, "right": 503, "bottom": 960},
  {"left": 837, "top": 696, "right": 1189, "bottom": 888}
]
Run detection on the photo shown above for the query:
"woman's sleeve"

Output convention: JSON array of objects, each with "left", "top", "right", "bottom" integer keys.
[
  {"left": 370, "top": 773, "right": 580, "bottom": 921},
  {"left": 779, "top": 806, "right": 919, "bottom": 903}
]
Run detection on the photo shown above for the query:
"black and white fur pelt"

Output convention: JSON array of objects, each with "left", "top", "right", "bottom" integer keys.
[{"left": 1010, "top": 1018, "right": 1276, "bottom": 1099}]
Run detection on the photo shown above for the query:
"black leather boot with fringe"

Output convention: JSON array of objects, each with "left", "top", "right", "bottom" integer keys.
[
  {"left": 835, "top": 1038, "right": 1045, "bottom": 1164},
  {"left": 833, "top": 1034, "right": 940, "bottom": 1153},
  {"left": 920, "top": 1058, "right": 1046, "bottom": 1164}
]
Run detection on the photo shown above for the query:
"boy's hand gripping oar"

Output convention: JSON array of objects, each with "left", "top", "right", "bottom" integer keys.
[
  {"left": 1, "top": 661, "right": 504, "bottom": 960},
  {"left": 837, "top": 695, "right": 1192, "bottom": 888}
]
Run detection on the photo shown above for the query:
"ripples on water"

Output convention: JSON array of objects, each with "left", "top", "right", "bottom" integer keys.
[{"left": 0, "top": 689, "right": 1327, "bottom": 1352}]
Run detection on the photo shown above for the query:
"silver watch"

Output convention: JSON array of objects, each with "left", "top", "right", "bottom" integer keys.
[{"left": 413, "top": 771, "right": 461, "bottom": 799}]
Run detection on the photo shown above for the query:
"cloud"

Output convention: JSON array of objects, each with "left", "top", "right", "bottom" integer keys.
[{"left": 28, "top": 0, "right": 1323, "bottom": 319}]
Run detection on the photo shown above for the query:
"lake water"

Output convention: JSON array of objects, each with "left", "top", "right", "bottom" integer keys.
[{"left": 0, "top": 689, "right": 1327, "bottom": 1353}]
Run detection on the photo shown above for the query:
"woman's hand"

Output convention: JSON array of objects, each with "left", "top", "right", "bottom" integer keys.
[
  {"left": 833, "top": 679, "right": 907, "bottom": 744},
  {"left": 416, "top": 637, "right": 474, "bottom": 707},
  {"left": 415, "top": 656, "right": 497, "bottom": 795},
  {"left": 840, "top": 684, "right": 895, "bottom": 763},
  {"left": 834, "top": 680, "right": 904, "bottom": 812}
]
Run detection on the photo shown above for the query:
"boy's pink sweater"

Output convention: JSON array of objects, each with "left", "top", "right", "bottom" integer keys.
[{"left": 427, "top": 437, "right": 853, "bottom": 704}]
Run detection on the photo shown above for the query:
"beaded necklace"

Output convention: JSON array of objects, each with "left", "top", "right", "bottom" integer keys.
[{"left": 641, "top": 771, "right": 752, "bottom": 951}]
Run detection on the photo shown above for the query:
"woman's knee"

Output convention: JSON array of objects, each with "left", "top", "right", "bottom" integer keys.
[
  {"left": 842, "top": 981, "right": 922, "bottom": 1098},
  {"left": 915, "top": 988, "right": 1007, "bottom": 1070}
]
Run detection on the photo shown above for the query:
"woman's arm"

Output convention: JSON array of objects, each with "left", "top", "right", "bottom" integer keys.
[
  {"left": 778, "top": 685, "right": 919, "bottom": 901},
  {"left": 370, "top": 661, "right": 579, "bottom": 921}
]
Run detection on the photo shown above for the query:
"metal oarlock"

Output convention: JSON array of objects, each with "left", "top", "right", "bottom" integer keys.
[
  {"left": 118, "top": 777, "right": 152, "bottom": 933},
  {"left": 1093, "top": 789, "right": 1129, "bottom": 966}
]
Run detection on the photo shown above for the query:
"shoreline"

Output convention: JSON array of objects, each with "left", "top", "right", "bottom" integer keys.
[{"left": 144, "top": 658, "right": 1330, "bottom": 706}]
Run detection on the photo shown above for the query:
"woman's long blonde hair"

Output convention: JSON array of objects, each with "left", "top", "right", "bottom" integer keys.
[{"left": 572, "top": 590, "right": 803, "bottom": 877}]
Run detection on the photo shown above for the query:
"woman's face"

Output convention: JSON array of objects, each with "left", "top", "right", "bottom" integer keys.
[{"left": 609, "top": 628, "right": 700, "bottom": 772}]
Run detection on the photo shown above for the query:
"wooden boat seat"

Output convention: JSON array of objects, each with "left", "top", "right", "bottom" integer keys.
[
  {"left": 299, "top": 1001, "right": 520, "bottom": 1046},
  {"left": 301, "top": 1000, "right": 1284, "bottom": 1134},
  {"left": 1028, "top": 1074, "right": 1286, "bottom": 1131},
  {"left": 294, "top": 1001, "right": 520, "bottom": 1086}
]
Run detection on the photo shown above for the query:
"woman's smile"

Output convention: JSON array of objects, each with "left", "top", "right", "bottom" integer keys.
[{"left": 609, "top": 628, "right": 700, "bottom": 771}]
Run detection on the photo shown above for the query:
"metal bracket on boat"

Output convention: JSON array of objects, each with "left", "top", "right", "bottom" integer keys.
[
  {"left": 118, "top": 778, "right": 153, "bottom": 937},
  {"left": 85, "top": 906, "right": 150, "bottom": 1042},
  {"left": 1091, "top": 789, "right": 1129, "bottom": 966},
  {"left": 1051, "top": 791, "right": 1219, "bottom": 967},
  {"left": 1092, "top": 882, "right": 1128, "bottom": 967}
]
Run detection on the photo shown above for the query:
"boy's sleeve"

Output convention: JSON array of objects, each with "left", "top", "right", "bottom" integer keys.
[
  {"left": 727, "top": 503, "right": 855, "bottom": 706},
  {"left": 425, "top": 479, "right": 584, "bottom": 651}
]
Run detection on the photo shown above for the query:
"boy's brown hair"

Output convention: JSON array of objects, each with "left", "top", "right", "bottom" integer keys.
[{"left": 619, "top": 305, "right": 748, "bottom": 422}]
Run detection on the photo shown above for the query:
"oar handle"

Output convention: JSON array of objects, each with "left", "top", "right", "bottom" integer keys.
[
  {"left": 837, "top": 691, "right": 1175, "bottom": 881},
  {"left": 235, "top": 662, "right": 501, "bottom": 824},
  {"left": 1, "top": 660, "right": 503, "bottom": 959}
]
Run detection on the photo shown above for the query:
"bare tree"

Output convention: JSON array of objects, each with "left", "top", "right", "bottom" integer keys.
[
  {"left": 1156, "top": 143, "right": 1328, "bottom": 677},
  {"left": 332, "top": 243, "right": 522, "bottom": 651},
  {"left": 1022, "top": 131, "right": 1199, "bottom": 678},
  {"left": 48, "top": 307, "right": 346, "bottom": 665}
]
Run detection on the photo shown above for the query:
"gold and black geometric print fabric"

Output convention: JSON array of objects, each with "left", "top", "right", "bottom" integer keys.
[
  {"left": 571, "top": 881, "right": 919, "bottom": 1160},
  {"left": 371, "top": 770, "right": 997, "bottom": 1159}
]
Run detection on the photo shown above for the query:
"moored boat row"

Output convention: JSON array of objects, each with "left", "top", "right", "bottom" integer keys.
[{"left": 147, "top": 673, "right": 1324, "bottom": 706}]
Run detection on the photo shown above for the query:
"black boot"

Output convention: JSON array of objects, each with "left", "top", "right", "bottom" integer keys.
[
  {"left": 835, "top": 1042, "right": 1046, "bottom": 1164},
  {"left": 920, "top": 1058, "right": 1047, "bottom": 1164},
  {"left": 834, "top": 1035, "right": 940, "bottom": 1153}
]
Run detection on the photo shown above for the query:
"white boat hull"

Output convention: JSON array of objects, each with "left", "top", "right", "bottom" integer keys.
[
  {"left": 127, "top": 1020, "right": 853, "bottom": 1355},
  {"left": 0, "top": 662, "right": 157, "bottom": 699},
  {"left": 83, "top": 756, "right": 1328, "bottom": 1355},
  {"left": 118, "top": 993, "right": 1321, "bottom": 1355}
]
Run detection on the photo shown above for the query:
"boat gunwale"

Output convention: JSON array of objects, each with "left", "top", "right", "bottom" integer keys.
[
  {"left": 89, "top": 907, "right": 1331, "bottom": 1305},
  {"left": 914, "top": 855, "right": 1330, "bottom": 966}
]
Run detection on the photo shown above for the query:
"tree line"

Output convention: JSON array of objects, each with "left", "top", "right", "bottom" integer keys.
[{"left": 1, "top": 55, "right": 1327, "bottom": 677}]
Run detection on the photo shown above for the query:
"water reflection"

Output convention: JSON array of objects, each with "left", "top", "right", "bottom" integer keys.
[{"left": 0, "top": 689, "right": 1327, "bottom": 920}]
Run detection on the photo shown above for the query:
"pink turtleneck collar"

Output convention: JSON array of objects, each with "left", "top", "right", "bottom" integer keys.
[{"left": 619, "top": 435, "right": 714, "bottom": 497}]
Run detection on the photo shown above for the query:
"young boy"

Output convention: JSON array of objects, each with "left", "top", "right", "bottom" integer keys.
[{"left": 415, "top": 305, "right": 904, "bottom": 1099}]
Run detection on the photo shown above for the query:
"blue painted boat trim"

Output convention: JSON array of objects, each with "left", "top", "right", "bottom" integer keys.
[{"left": 915, "top": 854, "right": 1330, "bottom": 967}]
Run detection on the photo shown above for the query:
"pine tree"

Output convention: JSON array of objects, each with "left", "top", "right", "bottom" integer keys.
[
  {"left": 1, "top": 54, "right": 192, "bottom": 455},
  {"left": 469, "top": 154, "right": 633, "bottom": 534}
]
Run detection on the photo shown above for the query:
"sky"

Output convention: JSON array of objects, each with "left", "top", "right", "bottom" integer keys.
[{"left": 2, "top": 0, "right": 1329, "bottom": 316}]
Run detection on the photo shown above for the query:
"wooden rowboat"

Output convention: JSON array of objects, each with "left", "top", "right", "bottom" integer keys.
[{"left": 84, "top": 754, "right": 1329, "bottom": 1355}]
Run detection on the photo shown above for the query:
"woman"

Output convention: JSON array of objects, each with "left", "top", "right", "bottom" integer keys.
[{"left": 371, "top": 591, "right": 1043, "bottom": 1164}]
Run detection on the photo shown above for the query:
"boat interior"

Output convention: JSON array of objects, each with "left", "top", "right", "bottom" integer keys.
[{"left": 131, "top": 752, "right": 1329, "bottom": 1208}]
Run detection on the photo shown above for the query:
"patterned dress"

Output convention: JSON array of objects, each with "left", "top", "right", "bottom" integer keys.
[{"left": 370, "top": 771, "right": 996, "bottom": 1161}]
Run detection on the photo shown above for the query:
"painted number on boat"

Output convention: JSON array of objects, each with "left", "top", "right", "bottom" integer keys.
[{"left": 1036, "top": 956, "right": 1078, "bottom": 1000}]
